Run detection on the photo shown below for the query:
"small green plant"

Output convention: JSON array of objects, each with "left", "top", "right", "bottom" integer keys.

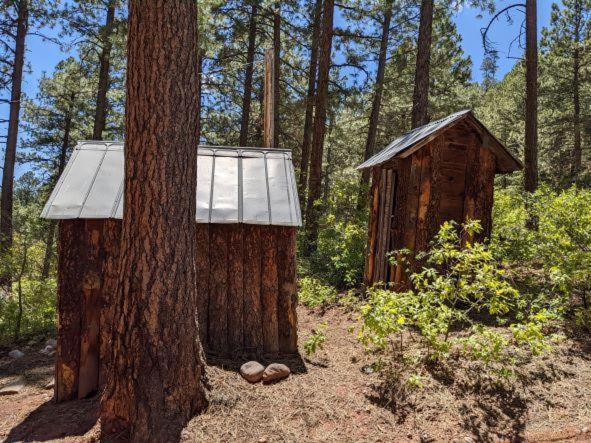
[
  {"left": 304, "top": 322, "right": 328, "bottom": 356},
  {"left": 298, "top": 277, "right": 338, "bottom": 308}
]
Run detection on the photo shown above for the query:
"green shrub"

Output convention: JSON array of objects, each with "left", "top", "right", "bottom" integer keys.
[
  {"left": 358, "top": 220, "right": 557, "bottom": 387},
  {"left": 298, "top": 276, "right": 338, "bottom": 308},
  {"left": 303, "top": 322, "right": 328, "bottom": 356}
]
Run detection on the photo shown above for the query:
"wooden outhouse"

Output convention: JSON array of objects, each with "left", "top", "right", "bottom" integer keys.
[
  {"left": 358, "top": 110, "right": 522, "bottom": 287},
  {"left": 42, "top": 141, "right": 301, "bottom": 401}
]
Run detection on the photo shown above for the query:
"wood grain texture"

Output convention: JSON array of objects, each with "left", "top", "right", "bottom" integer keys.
[
  {"left": 56, "top": 220, "right": 85, "bottom": 402},
  {"left": 209, "top": 225, "right": 229, "bottom": 355},
  {"left": 261, "top": 226, "right": 279, "bottom": 355},
  {"left": 243, "top": 224, "right": 263, "bottom": 354},
  {"left": 227, "top": 225, "right": 244, "bottom": 355},
  {"left": 277, "top": 227, "right": 298, "bottom": 353},
  {"left": 195, "top": 224, "right": 210, "bottom": 347}
]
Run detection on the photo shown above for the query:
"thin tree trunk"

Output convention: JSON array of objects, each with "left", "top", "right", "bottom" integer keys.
[
  {"left": 524, "top": 0, "right": 538, "bottom": 194},
  {"left": 41, "top": 114, "right": 72, "bottom": 279},
  {"left": 411, "top": 0, "right": 433, "bottom": 128},
  {"left": 239, "top": 1, "right": 258, "bottom": 146},
  {"left": 571, "top": 0, "right": 582, "bottom": 178},
  {"left": 100, "top": 1, "right": 208, "bottom": 440},
  {"left": 273, "top": 1, "right": 281, "bottom": 148},
  {"left": 14, "top": 244, "right": 27, "bottom": 341},
  {"left": 299, "top": 0, "right": 322, "bottom": 207},
  {"left": 304, "top": 0, "right": 334, "bottom": 255},
  {"left": 197, "top": 49, "right": 203, "bottom": 143},
  {"left": 92, "top": 1, "right": 115, "bottom": 140},
  {"left": 0, "top": 0, "right": 28, "bottom": 289},
  {"left": 357, "top": 0, "right": 394, "bottom": 210}
]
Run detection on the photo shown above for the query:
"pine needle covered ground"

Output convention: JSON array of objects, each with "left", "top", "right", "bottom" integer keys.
[{"left": 1, "top": 305, "right": 591, "bottom": 442}]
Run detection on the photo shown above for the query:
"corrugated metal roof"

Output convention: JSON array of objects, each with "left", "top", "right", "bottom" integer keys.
[
  {"left": 357, "top": 110, "right": 471, "bottom": 170},
  {"left": 41, "top": 141, "right": 302, "bottom": 227},
  {"left": 356, "top": 109, "right": 522, "bottom": 172}
]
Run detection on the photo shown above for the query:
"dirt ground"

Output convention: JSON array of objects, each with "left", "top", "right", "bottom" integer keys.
[{"left": 2, "top": 306, "right": 591, "bottom": 442}]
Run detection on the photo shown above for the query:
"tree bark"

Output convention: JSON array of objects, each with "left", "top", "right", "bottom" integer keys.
[
  {"left": 0, "top": 0, "right": 28, "bottom": 289},
  {"left": 524, "top": 0, "right": 538, "bottom": 193},
  {"left": 92, "top": 1, "right": 115, "bottom": 140},
  {"left": 100, "top": 1, "right": 208, "bottom": 440},
  {"left": 411, "top": 0, "right": 433, "bottom": 129},
  {"left": 273, "top": 1, "right": 281, "bottom": 149},
  {"left": 357, "top": 0, "right": 394, "bottom": 210},
  {"left": 298, "top": 0, "right": 322, "bottom": 206},
  {"left": 239, "top": 1, "right": 258, "bottom": 147},
  {"left": 571, "top": 0, "right": 582, "bottom": 178},
  {"left": 304, "top": 0, "right": 334, "bottom": 255},
  {"left": 197, "top": 49, "right": 203, "bottom": 143}
]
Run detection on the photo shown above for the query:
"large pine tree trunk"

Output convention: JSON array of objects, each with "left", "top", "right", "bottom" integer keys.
[
  {"left": 524, "top": 0, "right": 538, "bottom": 193},
  {"left": 239, "top": 1, "right": 258, "bottom": 147},
  {"left": 304, "top": 0, "right": 334, "bottom": 254},
  {"left": 357, "top": 0, "right": 394, "bottom": 210},
  {"left": 571, "top": 0, "right": 582, "bottom": 178},
  {"left": 411, "top": 0, "right": 433, "bottom": 129},
  {"left": 0, "top": 0, "right": 28, "bottom": 289},
  {"left": 92, "top": 1, "right": 115, "bottom": 140},
  {"left": 298, "top": 0, "right": 322, "bottom": 206},
  {"left": 99, "top": 2, "right": 208, "bottom": 440}
]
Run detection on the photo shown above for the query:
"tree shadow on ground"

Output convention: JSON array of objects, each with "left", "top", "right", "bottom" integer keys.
[
  {"left": 5, "top": 396, "right": 99, "bottom": 442},
  {"left": 205, "top": 351, "right": 308, "bottom": 375}
]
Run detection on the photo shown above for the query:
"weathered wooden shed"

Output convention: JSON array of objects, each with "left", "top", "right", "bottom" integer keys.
[
  {"left": 358, "top": 110, "right": 522, "bottom": 287},
  {"left": 42, "top": 141, "right": 301, "bottom": 401}
]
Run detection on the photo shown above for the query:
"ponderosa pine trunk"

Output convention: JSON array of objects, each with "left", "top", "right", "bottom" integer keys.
[
  {"left": 92, "top": 0, "right": 115, "bottom": 140},
  {"left": 357, "top": 0, "right": 394, "bottom": 210},
  {"left": 197, "top": 49, "right": 203, "bottom": 143},
  {"left": 100, "top": 1, "right": 208, "bottom": 440},
  {"left": 524, "top": 0, "right": 538, "bottom": 193},
  {"left": 239, "top": 1, "right": 258, "bottom": 146},
  {"left": 299, "top": 0, "right": 322, "bottom": 207},
  {"left": 41, "top": 113, "right": 72, "bottom": 279},
  {"left": 411, "top": 0, "right": 433, "bottom": 129},
  {"left": 273, "top": 1, "right": 281, "bottom": 149},
  {"left": 304, "top": 0, "right": 334, "bottom": 254},
  {"left": 0, "top": 0, "right": 28, "bottom": 289},
  {"left": 571, "top": 0, "right": 582, "bottom": 178}
]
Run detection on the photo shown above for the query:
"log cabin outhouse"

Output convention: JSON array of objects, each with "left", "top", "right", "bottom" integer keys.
[
  {"left": 358, "top": 110, "right": 522, "bottom": 287},
  {"left": 42, "top": 141, "right": 301, "bottom": 401}
]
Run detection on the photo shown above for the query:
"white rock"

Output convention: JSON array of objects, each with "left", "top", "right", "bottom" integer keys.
[
  {"left": 8, "top": 349, "right": 24, "bottom": 359},
  {"left": 40, "top": 345, "right": 54, "bottom": 355},
  {"left": 45, "top": 338, "right": 57, "bottom": 348},
  {"left": 0, "top": 379, "right": 24, "bottom": 395}
]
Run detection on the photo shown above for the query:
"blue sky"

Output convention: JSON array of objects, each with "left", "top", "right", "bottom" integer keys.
[{"left": 1, "top": 1, "right": 554, "bottom": 180}]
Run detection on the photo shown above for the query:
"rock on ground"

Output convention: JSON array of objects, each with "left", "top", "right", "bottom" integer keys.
[
  {"left": 240, "top": 361, "right": 265, "bottom": 383},
  {"left": 262, "top": 363, "right": 290, "bottom": 383},
  {"left": 0, "top": 379, "right": 24, "bottom": 396},
  {"left": 46, "top": 338, "right": 57, "bottom": 348},
  {"left": 8, "top": 350, "right": 24, "bottom": 359}
]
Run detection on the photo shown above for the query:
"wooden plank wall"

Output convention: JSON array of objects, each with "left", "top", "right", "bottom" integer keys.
[
  {"left": 56, "top": 221, "right": 298, "bottom": 402},
  {"left": 201, "top": 224, "right": 298, "bottom": 357},
  {"left": 365, "top": 126, "right": 498, "bottom": 288}
]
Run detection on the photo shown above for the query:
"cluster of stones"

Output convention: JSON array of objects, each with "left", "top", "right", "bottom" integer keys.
[
  {"left": 1, "top": 338, "right": 57, "bottom": 395},
  {"left": 239, "top": 361, "right": 291, "bottom": 384}
]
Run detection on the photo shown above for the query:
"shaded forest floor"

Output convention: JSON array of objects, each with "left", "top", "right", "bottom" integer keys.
[{"left": 2, "top": 306, "right": 591, "bottom": 442}]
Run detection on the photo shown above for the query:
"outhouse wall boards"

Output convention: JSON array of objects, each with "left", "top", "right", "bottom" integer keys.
[{"left": 358, "top": 110, "right": 522, "bottom": 287}]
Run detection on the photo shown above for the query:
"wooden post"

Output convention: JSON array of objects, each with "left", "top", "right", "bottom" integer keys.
[{"left": 263, "top": 48, "right": 275, "bottom": 149}]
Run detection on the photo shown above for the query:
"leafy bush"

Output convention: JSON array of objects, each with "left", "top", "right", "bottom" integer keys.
[
  {"left": 493, "top": 186, "right": 591, "bottom": 306},
  {"left": 298, "top": 276, "right": 338, "bottom": 308},
  {"left": 303, "top": 322, "right": 327, "bottom": 356},
  {"left": 358, "top": 221, "right": 559, "bottom": 391},
  {"left": 0, "top": 278, "right": 57, "bottom": 344}
]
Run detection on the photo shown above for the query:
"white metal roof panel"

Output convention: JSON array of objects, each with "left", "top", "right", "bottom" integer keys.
[{"left": 41, "top": 141, "right": 302, "bottom": 227}]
